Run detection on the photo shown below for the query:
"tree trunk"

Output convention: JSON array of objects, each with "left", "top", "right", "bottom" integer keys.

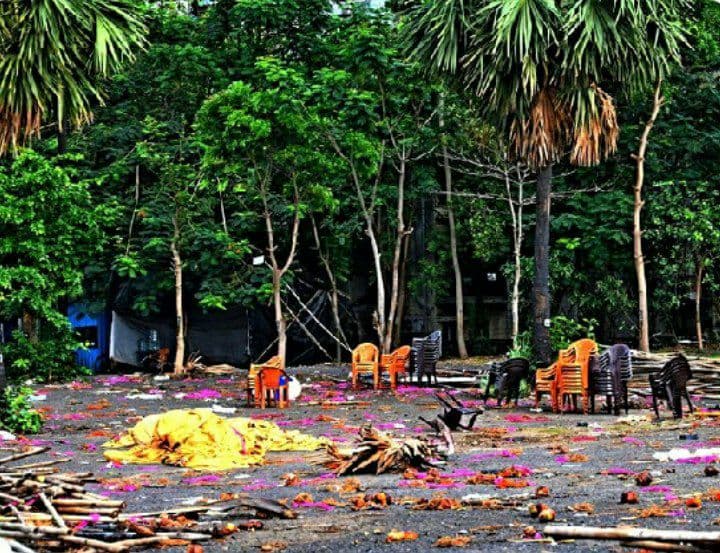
[
  {"left": 170, "top": 216, "right": 185, "bottom": 374},
  {"left": 311, "top": 216, "right": 347, "bottom": 362},
  {"left": 633, "top": 80, "right": 663, "bottom": 353},
  {"left": 696, "top": 258, "right": 704, "bottom": 351},
  {"left": 533, "top": 164, "right": 552, "bottom": 365},
  {"left": 22, "top": 312, "right": 37, "bottom": 343},
  {"left": 506, "top": 166, "right": 524, "bottom": 347},
  {"left": 273, "top": 271, "right": 287, "bottom": 368},
  {"left": 327, "top": 134, "right": 385, "bottom": 348},
  {"left": 261, "top": 179, "right": 300, "bottom": 369},
  {"left": 370, "top": 230, "right": 387, "bottom": 348},
  {"left": 394, "top": 233, "right": 411, "bottom": 348},
  {"left": 442, "top": 136, "right": 468, "bottom": 359},
  {"left": 384, "top": 156, "right": 409, "bottom": 353}
]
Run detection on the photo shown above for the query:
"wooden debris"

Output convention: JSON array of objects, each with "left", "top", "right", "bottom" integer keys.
[
  {"left": 0, "top": 446, "right": 295, "bottom": 551},
  {"left": 317, "top": 424, "right": 442, "bottom": 475},
  {"left": 544, "top": 524, "right": 720, "bottom": 551}
]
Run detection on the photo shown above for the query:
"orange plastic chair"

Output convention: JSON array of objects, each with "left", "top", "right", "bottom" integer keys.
[
  {"left": 534, "top": 362, "right": 557, "bottom": 409},
  {"left": 247, "top": 355, "right": 282, "bottom": 407},
  {"left": 556, "top": 339, "right": 598, "bottom": 414},
  {"left": 535, "top": 348, "right": 575, "bottom": 411},
  {"left": 380, "top": 345, "right": 411, "bottom": 389},
  {"left": 352, "top": 343, "right": 380, "bottom": 389},
  {"left": 258, "top": 367, "right": 290, "bottom": 409}
]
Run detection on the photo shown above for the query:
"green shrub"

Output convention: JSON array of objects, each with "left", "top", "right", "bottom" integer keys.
[
  {"left": 507, "top": 330, "right": 532, "bottom": 360},
  {"left": 0, "top": 386, "right": 43, "bottom": 434},
  {"left": 549, "top": 316, "right": 597, "bottom": 352},
  {"left": 3, "top": 328, "right": 89, "bottom": 383}
]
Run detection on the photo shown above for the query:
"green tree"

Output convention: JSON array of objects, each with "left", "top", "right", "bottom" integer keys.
[
  {"left": 403, "top": 0, "right": 687, "bottom": 363},
  {"left": 0, "top": 151, "right": 109, "bottom": 381},
  {"left": 0, "top": 0, "right": 146, "bottom": 154},
  {"left": 648, "top": 181, "right": 720, "bottom": 350},
  {"left": 196, "top": 60, "right": 338, "bottom": 367}
]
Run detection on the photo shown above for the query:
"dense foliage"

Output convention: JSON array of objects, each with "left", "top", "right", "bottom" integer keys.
[{"left": 0, "top": 0, "right": 719, "bottom": 380}]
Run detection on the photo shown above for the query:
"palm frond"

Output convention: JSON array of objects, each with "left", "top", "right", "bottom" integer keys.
[
  {"left": 510, "top": 87, "right": 571, "bottom": 169},
  {"left": 403, "top": 0, "right": 688, "bottom": 168},
  {"left": 570, "top": 85, "right": 619, "bottom": 167},
  {"left": 401, "top": 0, "right": 469, "bottom": 74},
  {"left": 0, "top": 0, "right": 147, "bottom": 155}
]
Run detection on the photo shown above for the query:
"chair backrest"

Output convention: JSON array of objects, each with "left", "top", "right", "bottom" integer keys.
[
  {"left": 568, "top": 339, "right": 598, "bottom": 366},
  {"left": 353, "top": 343, "right": 379, "bottom": 364},
  {"left": 498, "top": 357, "right": 529, "bottom": 376},
  {"left": 558, "top": 347, "right": 576, "bottom": 365},
  {"left": 428, "top": 330, "right": 442, "bottom": 357},
  {"left": 259, "top": 367, "right": 288, "bottom": 388},
  {"left": 597, "top": 351, "right": 611, "bottom": 373},
  {"left": 657, "top": 354, "right": 692, "bottom": 386},
  {"left": 610, "top": 344, "right": 632, "bottom": 380},
  {"left": 267, "top": 356, "right": 282, "bottom": 368},
  {"left": 393, "top": 345, "right": 411, "bottom": 367}
]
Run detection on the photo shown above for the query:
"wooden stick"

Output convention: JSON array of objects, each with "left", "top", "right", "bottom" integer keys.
[
  {"left": 0, "top": 491, "right": 23, "bottom": 504},
  {"left": 55, "top": 506, "right": 120, "bottom": 515},
  {"left": 7, "top": 539, "right": 37, "bottom": 553},
  {"left": 118, "top": 505, "right": 213, "bottom": 520},
  {"left": 620, "top": 540, "right": 713, "bottom": 552},
  {"left": 8, "top": 459, "right": 68, "bottom": 471},
  {"left": 0, "top": 448, "right": 49, "bottom": 466},
  {"left": 38, "top": 492, "right": 67, "bottom": 531},
  {"left": 544, "top": 525, "right": 720, "bottom": 543},
  {"left": 53, "top": 499, "right": 124, "bottom": 508}
]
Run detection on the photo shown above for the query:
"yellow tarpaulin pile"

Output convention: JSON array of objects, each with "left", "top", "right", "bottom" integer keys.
[{"left": 103, "top": 409, "right": 328, "bottom": 471}]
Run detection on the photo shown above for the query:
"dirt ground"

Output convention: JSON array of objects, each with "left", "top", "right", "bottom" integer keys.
[{"left": 12, "top": 363, "right": 720, "bottom": 552}]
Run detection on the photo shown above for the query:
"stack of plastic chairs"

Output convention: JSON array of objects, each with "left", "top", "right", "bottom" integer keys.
[
  {"left": 556, "top": 338, "right": 598, "bottom": 414},
  {"left": 412, "top": 330, "right": 441, "bottom": 385}
]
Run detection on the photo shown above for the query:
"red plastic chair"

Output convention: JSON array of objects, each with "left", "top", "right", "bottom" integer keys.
[
  {"left": 257, "top": 367, "right": 290, "bottom": 409},
  {"left": 247, "top": 355, "right": 282, "bottom": 407}
]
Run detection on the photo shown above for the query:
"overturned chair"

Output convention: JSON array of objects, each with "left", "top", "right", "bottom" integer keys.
[
  {"left": 650, "top": 354, "right": 694, "bottom": 420},
  {"left": 421, "top": 391, "right": 483, "bottom": 431}
]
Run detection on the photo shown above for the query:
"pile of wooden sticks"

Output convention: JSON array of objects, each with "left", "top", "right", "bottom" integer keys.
[{"left": 0, "top": 446, "right": 294, "bottom": 552}]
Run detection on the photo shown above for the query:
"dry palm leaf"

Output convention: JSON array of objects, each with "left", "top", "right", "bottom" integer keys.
[{"left": 317, "top": 424, "right": 440, "bottom": 476}]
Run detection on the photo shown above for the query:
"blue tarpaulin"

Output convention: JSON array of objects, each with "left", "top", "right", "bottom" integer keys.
[{"left": 68, "top": 304, "right": 109, "bottom": 372}]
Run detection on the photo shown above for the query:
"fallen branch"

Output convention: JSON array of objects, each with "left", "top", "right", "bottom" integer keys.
[{"left": 544, "top": 525, "right": 720, "bottom": 545}]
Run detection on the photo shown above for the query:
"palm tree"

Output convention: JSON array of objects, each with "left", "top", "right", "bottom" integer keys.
[
  {"left": 403, "top": 0, "right": 686, "bottom": 363},
  {"left": 0, "top": 0, "right": 146, "bottom": 154}
]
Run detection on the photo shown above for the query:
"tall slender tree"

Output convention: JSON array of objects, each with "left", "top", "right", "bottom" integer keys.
[
  {"left": 0, "top": 0, "right": 146, "bottom": 154},
  {"left": 403, "top": 0, "right": 687, "bottom": 363}
]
